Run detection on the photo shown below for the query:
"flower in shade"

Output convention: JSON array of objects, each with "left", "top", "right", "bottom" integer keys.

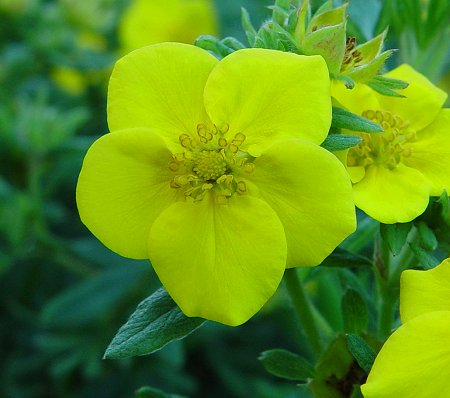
[
  {"left": 362, "top": 258, "right": 450, "bottom": 398},
  {"left": 332, "top": 64, "right": 449, "bottom": 224},
  {"left": 119, "top": 0, "right": 217, "bottom": 54},
  {"left": 76, "top": 43, "right": 356, "bottom": 326}
]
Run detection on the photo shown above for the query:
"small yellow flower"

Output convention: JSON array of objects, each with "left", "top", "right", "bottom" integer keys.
[
  {"left": 333, "top": 64, "right": 449, "bottom": 223},
  {"left": 362, "top": 258, "right": 450, "bottom": 398},
  {"left": 77, "top": 43, "right": 356, "bottom": 326},
  {"left": 119, "top": 0, "right": 217, "bottom": 54}
]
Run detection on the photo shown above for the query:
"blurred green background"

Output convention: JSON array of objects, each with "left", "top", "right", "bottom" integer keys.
[{"left": 0, "top": 0, "right": 448, "bottom": 397}]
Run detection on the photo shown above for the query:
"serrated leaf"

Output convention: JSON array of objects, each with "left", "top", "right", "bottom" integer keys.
[
  {"left": 380, "top": 222, "right": 413, "bottom": 256},
  {"left": 104, "top": 288, "right": 205, "bottom": 359},
  {"left": 320, "top": 247, "right": 372, "bottom": 268},
  {"left": 417, "top": 221, "right": 438, "bottom": 251},
  {"left": 259, "top": 349, "right": 315, "bottom": 381},
  {"left": 346, "top": 334, "right": 376, "bottom": 374},
  {"left": 241, "top": 7, "right": 257, "bottom": 46},
  {"left": 409, "top": 244, "right": 439, "bottom": 270},
  {"left": 341, "top": 289, "right": 368, "bottom": 333},
  {"left": 321, "top": 134, "right": 362, "bottom": 152},
  {"left": 347, "top": 49, "right": 395, "bottom": 83},
  {"left": 331, "top": 107, "right": 383, "bottom": 132}
]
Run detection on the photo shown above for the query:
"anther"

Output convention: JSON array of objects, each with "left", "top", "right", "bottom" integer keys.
[
  {"left": 237, "top": 181, "right": 246, "bottom": 193},
  {"left": 221, "top": 123, "right": 229, "bottom": 134},
  {"left": 218, "top": 137, "right": 227, "bottom": 147}
]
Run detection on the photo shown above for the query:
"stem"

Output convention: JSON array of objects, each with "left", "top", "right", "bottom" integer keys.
[{"left": 284, "top": 268, "right": 322, "bottom": 356}]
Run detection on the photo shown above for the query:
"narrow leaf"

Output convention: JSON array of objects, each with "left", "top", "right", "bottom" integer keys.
[
  {"left": 409, "top": 244, "right": 440, "bottom": 270},
  {"left": 331, "top": 107, "right": 383, "bottom": 133},
  {"left": 194, "top": 35, "right": 233, "bottom": 58},
  {"left": 241, "top": 7, "right": 257, "bottom": 46},
  {"left": 417, "top": 221, "right": 438, "bottom": 251},
  {"left": 221, "top": 37, "right": 246, "bottom": 50},
  {"left": 342, "top": 289, "right": 368, "bottom": 333},
  {"left": 380, "top": 222, "right": 413, "bottom": 256},
  {"left": 135, "top": 386, "right": 185, "bottom": 398},
  {"left": 346, "top": 334, "right": 376, "bottom": 374},
  {"left": 369, "top": 75, "right": 409, "bottom": 90},
  {"left": 104, "top": 288, "right": 205, "bottom": 359},
  {"left": 259, "top": 349, "right": 315, "bottom": 381},
  {"left": 321, "top": 134, "right": 362, "bottom": 152}
]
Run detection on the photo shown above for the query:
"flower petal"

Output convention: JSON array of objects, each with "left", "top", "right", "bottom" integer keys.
[
  {"left": 76, "top": 129, "right": 177, "bottom": 259},
  {"left": 352, "top": 164, "right": 430, "bottom": 223},
  {"left": 404, "top": 109, "right": 450, "bottom": 196},
  {"left": 400, "top": 258, "right": 450, "bottom": 323},
  {"left": 148, "top": 194, "right": 287, "bottom": 326},
  {"left": 246, "top": 140, "right": 356, "bottom": 267},
  {"left": 331, "top": 79, "right": 379, "bottom": 117},
  {"left": 361, "top": 311, "right": 450, "bottom": 398},
  {"left": 108, "top": 43, "right": 218, "bottom": 151},
  {"left": 380, "top": 64, "right": 447, "bottom": 132},
  {"left": 204, "top": 49, "right": 331, "bottom": 155}
]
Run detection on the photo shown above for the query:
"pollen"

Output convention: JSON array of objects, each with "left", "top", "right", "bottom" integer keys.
[
  {"left": 168, "top": 123, "right": 254, "bottom": 202},
  {"left": 348, "top": 110, "right": 416, "bottom": 171}
]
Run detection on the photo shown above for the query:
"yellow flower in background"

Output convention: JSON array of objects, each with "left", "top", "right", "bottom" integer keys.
[
  {"left": 76, "top": 43, "right": 356, "bottom": 326},
  {"left": 362, "top": 258, "right": 450, "bottom": 398},
  {"left": 119, "top": 0, "right": 217, "bottom": 54},
  {"left": 332, "top": 64, "right": 449, "bottom": 224}
]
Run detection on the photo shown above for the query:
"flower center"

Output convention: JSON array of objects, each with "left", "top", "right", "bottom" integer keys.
[
  {"left": 168, "top": 123, "right": 254, "bottom": 203},
  {"left": 348, "top": 110, "right": 416, "bottom": 170}
]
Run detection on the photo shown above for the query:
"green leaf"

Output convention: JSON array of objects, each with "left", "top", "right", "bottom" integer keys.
[
  {"left": 368, "top": 75, "right": 409, "bottom": 90},
  {"left": 436, "top": 190, "right": 449, "bottom": 222},
  {"left": 135, "top": 386, "right": 185, "bottom": 398},
  {"left": 259, "top": 349, "right": 315, "bottom": 381},
  {"left": 380, "top": 222, "right": 413, "bottom": 256},
  {"left": 194, "top": 35, "right": 233, "bottom": 58},
  {"left": 417, "top": 221, "right": 438, "bottom": 251},
  {"left": 104, "top": 288, "right": 205, "bottom": 359},
  {"left": 346, "top": 334, "right": 376, "bottom": 374},
  {"left": 241, "top": 7, "right": 257, "bottom": 46},
  {"left": 409, "top": 244, "right": 440, "bottom": 270},
  {"left": 341, "top": 289, "right": 368, "bottom": 333},
  {"left": 320, "top": 247, "right": 372, "bottom": 269},
  {"left": 321, "top": 134, "right": 362, "bottom": 152},
  {"left": 221, "top": 37, "right": 246, "bottom": 51},
  {"left": 316, "top": 335, "right": 354, "bottom": 380},
  {"left": 350, "top": 385, "right": 364, "bottom": 398},
  {"left": 331, "top": 107, "right": 383, "bottom": 133}
]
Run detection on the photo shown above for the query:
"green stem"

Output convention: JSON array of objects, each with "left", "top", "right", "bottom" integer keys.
[{"left": 284, "top": 268, "right": 322, "bottom": 356}]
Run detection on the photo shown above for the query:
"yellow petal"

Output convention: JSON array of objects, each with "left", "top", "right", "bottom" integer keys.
[
  {"left": 148, "top": 194, "right": 287, "bottom": 326},
  {"left": 108, "top": 43, "right": 218, "bottom": 152},
  {"left": 380, "top": 64, "right": 447, "bottom": 132},
  {"left": 119, "top": 0, "right": 217, "bottom": 54},
  {"left": 204, "top": 49, "right": 331, "bottom": 155},
  {"left": 404, "top": 109, "right": 450, "bottom": 196},
  {"left": 361, "top": 311, "right": 450, "bottom": 398},
  {"left": 246, "top": 140, "right": 356, "bottom": 267},
  {"left": 331, "top": 79, "right": 379, "bottom": 117},
  {"left": 400, "top": 258, "right": 450, "bottom": 323},
  {"left": 76, "top": 129, "right": 177, "bottom": 259},
  {"left": 353, "top": 164, "right": 430, "bottom": 223}
]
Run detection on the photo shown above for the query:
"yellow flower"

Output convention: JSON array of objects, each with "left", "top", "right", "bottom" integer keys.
[
  {"left": 76, "top": 43, "right": 356, "bottom": 326},
  {"left": 119, "top": 0, "right": 217, "bottom": 54},
  {"left": 361, "top": 258, "right": 450, "bottom": 398},
  {"left": 332, "top": 64, "right": 449, "bottom": 224}
]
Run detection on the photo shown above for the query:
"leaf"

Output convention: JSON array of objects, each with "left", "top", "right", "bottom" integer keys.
[
  {"left": 331, "top": 107, "right": 383, "bottom": 133},
  {"left": 409, "top": 244, "right": 440, "bottom": 270},
  {"left": 194, "top": 35, "right": 233, "bottom": 58},
  {"left": 316, "top": 335, "right": 354, "bottom": 380},
  {"left": 321, "top": 134, "right": 362, "bottom": 152},
  {"left": 417, "top": 221, "right": 438, "bottom": 251},
  {"left": 221, "top": 37, "right": 246, "bottom": 51},
  {"left": 341, "top": 289, "right": 368, "bottom": 333},
  {"left": 368, "top": 75, "right": 409, "bottom": 90},
  {"left": 259, "top": 349, "right": 315, "bottom": 381},
  {"left": 104, "top": 288, "right": 205, "bottom": 359},
  {"left": 241, "top": 7, "right": 257, "bottom": 46},
  {"left": 135, "top": 386, "right": 185, "bottom": 398},
  {"left": 380, "top": 222, "right": 413, "bottom": 256},
  {"left": 436, "top": 190, "right": 449, "bottom": 222},
  {"left": 320, "top": 247, "right": 372, "bottom": 269},
  {"left": 346, "top": 334, "right": 376, "bottom": 374}
]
